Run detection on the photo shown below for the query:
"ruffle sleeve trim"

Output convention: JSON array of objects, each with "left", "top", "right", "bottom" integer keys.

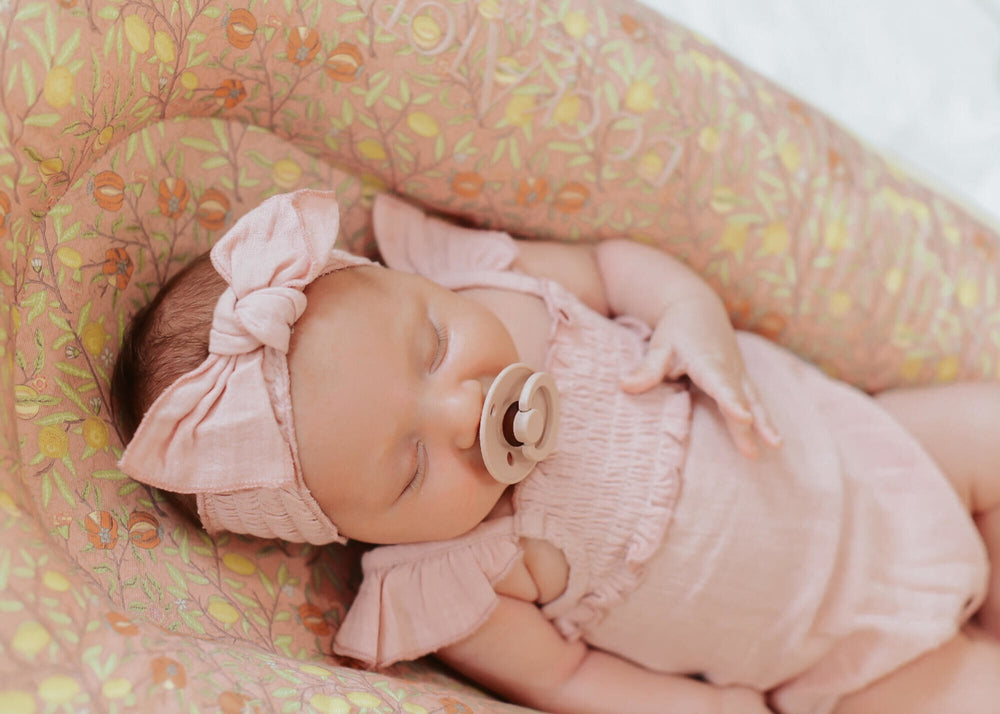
[
  {"left": 333, "top": 517, "right": 521, "bottom": 668},
  {"left": 372, "top": 194, "right": 518, "bottom": 280}
]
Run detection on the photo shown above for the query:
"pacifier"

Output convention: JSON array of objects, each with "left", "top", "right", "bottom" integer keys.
[{"left": 478, "top": 363, "right": 560, "bottom": 485}]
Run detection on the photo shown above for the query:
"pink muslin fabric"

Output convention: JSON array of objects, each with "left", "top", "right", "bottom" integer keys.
[
  {"left": 118, "top": 189, "right": 371, "bottom": 544},
  {"left": 336, "top": 196, "right": 987, "bottom": 714}
]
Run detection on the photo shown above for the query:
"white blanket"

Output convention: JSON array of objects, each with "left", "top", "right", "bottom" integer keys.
[{"left": 642, "top": 0, "right": 1000, "bottom": 226}]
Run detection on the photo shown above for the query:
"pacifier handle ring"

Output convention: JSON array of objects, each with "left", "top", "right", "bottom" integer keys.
[
  {"left": 517, "top": 371, "right": 559, "bottom": 462},
  {"left": 479, "top": 363, "right": 560, "bottom": 485}
]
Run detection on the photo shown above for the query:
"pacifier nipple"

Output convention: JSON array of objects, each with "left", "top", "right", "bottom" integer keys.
[{"left": 479, "top": 363, "right": 560, "bottom": 485}]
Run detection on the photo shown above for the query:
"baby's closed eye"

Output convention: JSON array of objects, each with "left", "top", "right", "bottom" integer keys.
[{"left": 428, "top": 316, "right": 448, "bottom": 372}]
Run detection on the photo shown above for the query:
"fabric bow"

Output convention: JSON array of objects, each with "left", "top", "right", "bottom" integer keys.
[{"left": 118, "top": 189, "right": 371, "bottom": 543}]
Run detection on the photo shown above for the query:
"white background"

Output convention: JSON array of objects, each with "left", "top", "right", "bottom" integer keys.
[{"left": 639, "top": 0, "right": 1000, "bottom": 227}]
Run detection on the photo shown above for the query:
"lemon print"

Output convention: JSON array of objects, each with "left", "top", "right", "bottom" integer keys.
[
  {"left": 478, "top": 0, "right": 502, "bottom": 20},
  {"left": 271, "top": 158, "right": 302, "bottom": 189},
  {"left": 82, "top": 417, "right": 109, "bottom": 449},
  {"left": 883, "top": 267, "right": 904, "bottom": 294},
  {"left": 96, "top": 125, "right": 114, "bottom": 147},
  {"left": 562, "top": 11, "right": 590, "bottom": 39},
  {"left": 553, "top": 93, "right": 581, "bottom": 124},
  {"left": 42, "top": 570, "right": 70, "bottom": 592},
  {"left": 358, "top": 138, "right": 387, "bottom": 161},
  {"left": 761, "top": 221, "right": 790, "bottom": 255},
  {"left": 756, "top": 87, "right": 776, "bottom": 106},
  {"left": 102, "top": 678, "right": 132, "bottom": 700},
  {"left": 299, "top": 664, "right": 331, "bottom": 678},
  {"left": 402, "top": 705, "right": 429, "bottom": 714},
  {"left": 637, "top": 151, "right": 664, "bottom": 182},
  {"left": 698, "top": 126, "right": 721, "bottom": 153},
  {"left": 38, "top": 675, "right": 80, "bottom": 705},
  {"left": 39, "top": 157, "right": 64, "bottom": 179},
  {"left": 309, "top": 694, "right": 351, "bottom": 714},
  {"left": 828, "top": 291, "right": 852, "bottom": 318},
  {"left": 0, "top": 691, "right": 34, "bottom": 714},
  {"left": 0, "top": 491, "right": 21, "bottom": 517},
  {"left": 80, "top": 321, "right": 108, "bottom": 355},
  {"left": 154, "top": 30, "right": 176, "bottom": 64},
  {"left": 494, "top": 56, "right": 522, "bottom": 85},
  {"left": 43, "top": 66, "right": 74, "bottom": 109},
  {"left": 709, "top": 186, "right": 738, "bottom": 213},
  {"left": 360, "top": 174, "right": 387, "bottom": 203},
  {"left": 624, "top": 81, "right": 655, "bottom": 113},
  {"left": 720, "top": 222, "right": 748, "bottom": 254},
  {"left": 411, "top": 15, "right": 442, "bottom": 51},
  {"left": 937, "top": 355, "right": 960, "bottom": 382},
  {"left": 900, "top": 356, "right": 923, "bottom": 381},
  {"left": 956, "top": 278, "right": 979, "bottom": 309},
  {"left": 778, "top": 140, "right": 801, "bottom": 173},
  {"left": 15, "top": 384, "right": 40, "bottom": 419},
  {"left": 123, "top": 14, "right": 151, "bottom": 54},
  {"left": 909, "top": 199, "right": 930, "bottom": 224},
  {"left": 12, "top": 621, "right": 50, "bottom": 657},
  {"left": 688, "top": 49, "right": 715, "bottom": 75},
  {"left": 222, "top": 552, "right": 256, "bottom": 575},
  {"left": 715, "top": 60, "right": 742, "bottom": 84},
  {"left": 505, "top": 94, "right": 535, "bottom": 127},
  {"left": 824, "top": 220, "right": 849, "bottom": 252},
  {"left": 407, "top": 112, "right": 439, "bottom": 138},
  {"left": 57, "top": 247, "right": 83, "bottom": 271},
  {"left": 207, "top": 597, "right": 240, "bottom": 625},
  {"left": 180, "top": 71, "right": 199, "bottom": 90},
  {"left": 38, "top": 425, "right": 69, "bottom": 460},
  {"left": 347, "top": 692, "right": 383, "bottom": 708}
]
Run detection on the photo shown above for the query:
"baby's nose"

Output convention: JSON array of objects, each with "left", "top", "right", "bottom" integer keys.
[{"left": 443, "top": 378, "right": 484, "bottom": 450}]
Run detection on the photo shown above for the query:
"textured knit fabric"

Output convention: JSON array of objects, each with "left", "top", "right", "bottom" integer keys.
[{"left": 334, "top": 196, "right": 989, "bottom": 714}]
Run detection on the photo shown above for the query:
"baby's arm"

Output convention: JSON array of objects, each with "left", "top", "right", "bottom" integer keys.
[
  {"left": 437, "top": 595, "right": 770, "bottom": 714},
  {"left": 513, "top": 239, "right": 780, "bottom": 457}
]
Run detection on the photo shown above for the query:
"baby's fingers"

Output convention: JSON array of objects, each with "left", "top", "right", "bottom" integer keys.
[
  {"left": 620, "top": 344, "right": 676, "bottom": 394},
  {"left": 720, "top": 379, "right": 782, "bottom": 459},
  {"left": 725, "top": 416, "right": 762, "bottom": 460},
  {"left": 744, "top": 378, "right": 782, "bottom": 449},
  {"left": 688, "top": 363, "right": 754, "bottom": 425}
]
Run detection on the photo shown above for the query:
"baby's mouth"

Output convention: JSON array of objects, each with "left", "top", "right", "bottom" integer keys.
[{"left": 477, "top": 364, "right": 560, "bottom": 485}]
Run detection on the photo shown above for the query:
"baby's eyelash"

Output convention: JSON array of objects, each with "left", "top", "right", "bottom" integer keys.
[
  {"left": 404, "top": 442, "right": 427, "bottom": 497},
  {"left": 430, "top": 318, "right": 448, "bottom": 372}
]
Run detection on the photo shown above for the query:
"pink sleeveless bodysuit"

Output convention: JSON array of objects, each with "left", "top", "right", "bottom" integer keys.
[{"left": 333, "top": 196, "right": 988, "bottom": 714}]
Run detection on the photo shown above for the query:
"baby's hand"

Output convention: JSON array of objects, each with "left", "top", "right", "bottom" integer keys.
[
  {"left": 620, "top": 300, "right": 781, "bottom": 459},
  {"left": 719, "top": 685, "right": 774, "bottom": 714}
]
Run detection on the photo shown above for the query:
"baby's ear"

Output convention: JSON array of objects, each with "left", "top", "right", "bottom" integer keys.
[{"left": 371, "top": 193, "right": 518, "bottom": 277}]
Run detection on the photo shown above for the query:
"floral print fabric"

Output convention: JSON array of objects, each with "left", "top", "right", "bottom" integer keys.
[{"left": 0, "top": 0, "right": 996, "bottom": 711}]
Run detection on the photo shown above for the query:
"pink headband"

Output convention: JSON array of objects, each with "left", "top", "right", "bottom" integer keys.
[{"left": 118, "top": 189, "right": 371, "bottom": 544}]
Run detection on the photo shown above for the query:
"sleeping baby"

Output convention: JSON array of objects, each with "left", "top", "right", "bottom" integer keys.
[{"left": 112, "top": 189, "right": 1000, "bottom": 714}]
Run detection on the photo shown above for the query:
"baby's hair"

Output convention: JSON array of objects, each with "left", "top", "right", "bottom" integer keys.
[
  {"left": 111, "top": 252, "right": 228, "bottom": 525},
  {"left": 111, "top": 251, "right": 228, "bottom": 442}
]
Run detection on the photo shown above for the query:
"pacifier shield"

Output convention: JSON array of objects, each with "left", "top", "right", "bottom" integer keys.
[{"left": 479, "top": 363, "right": 560, "bottom": 484}]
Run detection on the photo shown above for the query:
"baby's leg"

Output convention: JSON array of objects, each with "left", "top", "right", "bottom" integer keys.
[
  {"left": 875, "top": 382, "right": 1000, "bottom": 635},
  {"left": 833, "top": 628, "right": 1000, "bottom": 714}
]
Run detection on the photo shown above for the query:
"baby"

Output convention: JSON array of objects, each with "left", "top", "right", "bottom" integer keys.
[{"left": 113, "top": 189, "right": 1000, "bottom": 714}]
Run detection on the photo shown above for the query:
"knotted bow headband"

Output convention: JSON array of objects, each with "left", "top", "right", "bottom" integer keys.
[{"left": 119, "top": 189, "right": 371, "bottom": 544}]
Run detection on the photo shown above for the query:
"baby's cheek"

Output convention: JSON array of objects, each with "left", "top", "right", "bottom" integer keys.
[{"left": 438, "top": 469, "right": 498, "bottom": 526}]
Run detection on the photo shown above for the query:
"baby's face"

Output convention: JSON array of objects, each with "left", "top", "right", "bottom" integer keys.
[{"left": 288, "top": 265, "right": 517, "bottom": 544}]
